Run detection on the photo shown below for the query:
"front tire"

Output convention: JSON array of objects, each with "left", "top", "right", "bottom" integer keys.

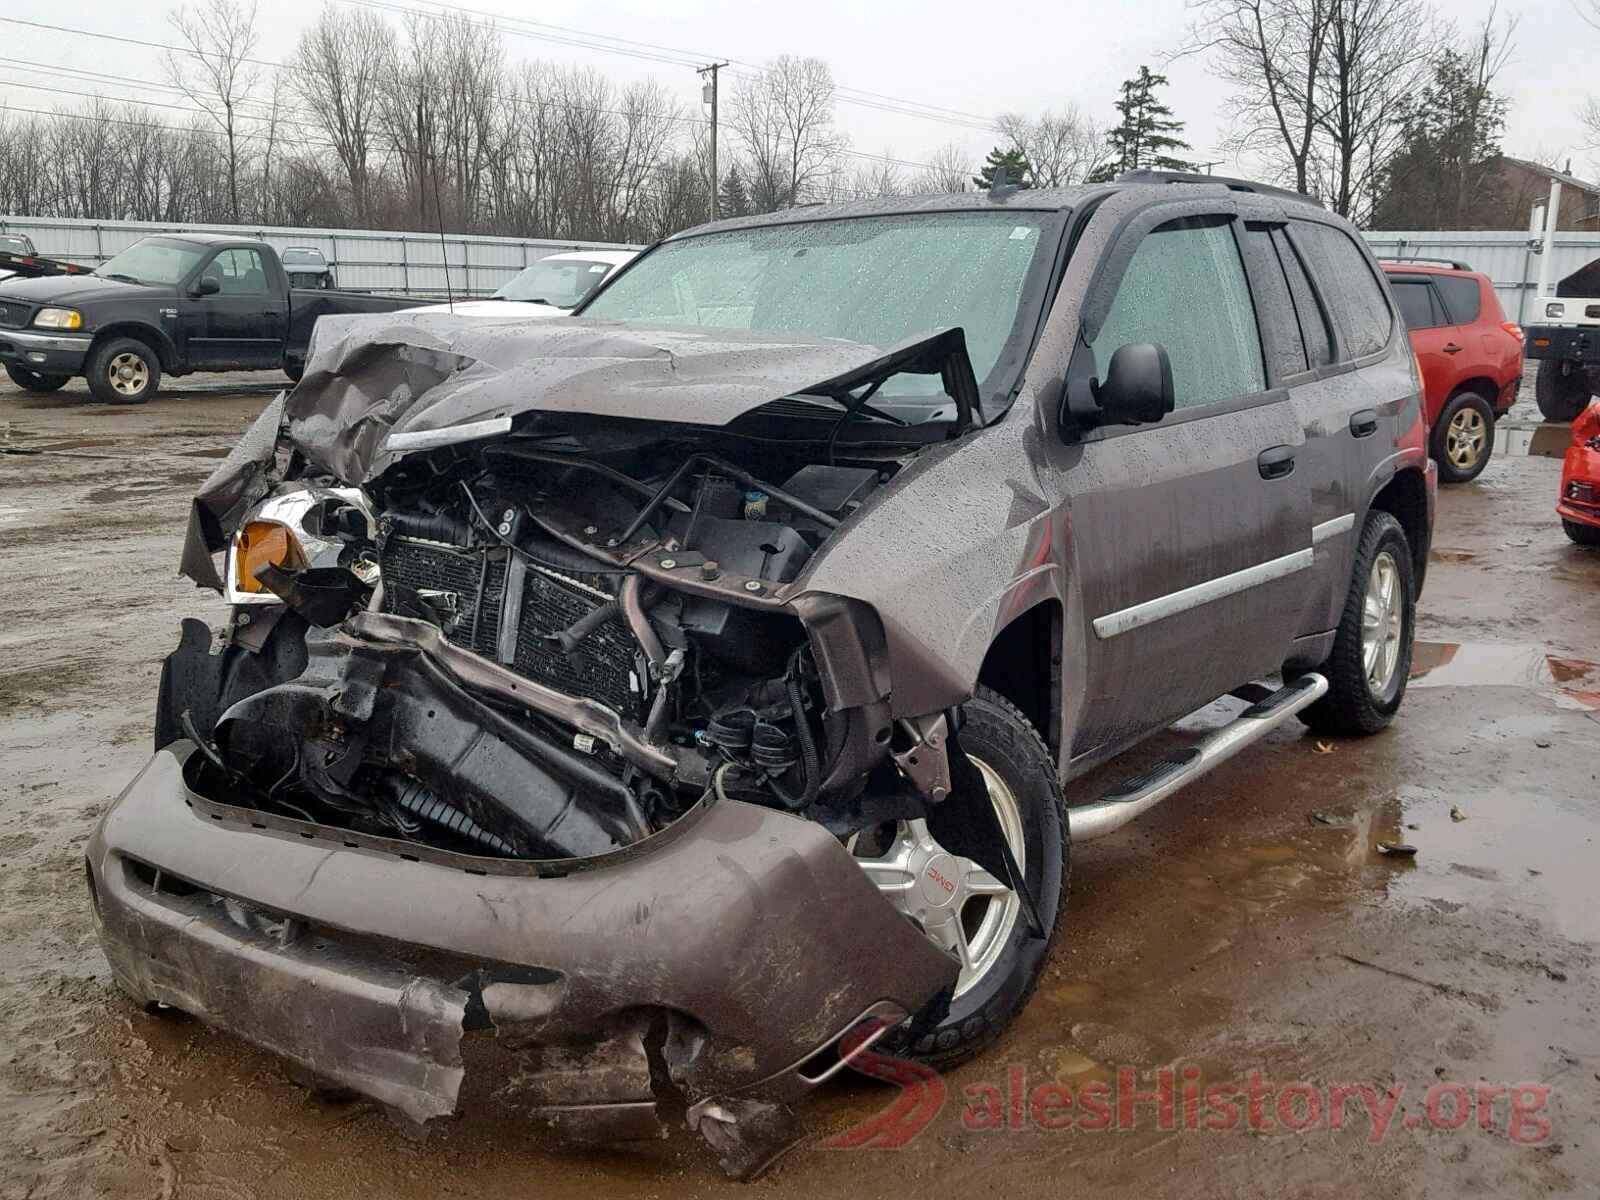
[
  {"left": 4, "top": 365, "right": 71, "bottom": 393},
  {"left": 86, "top": 336, "right": 160, "bottom": 405},
  {"left": 1299, "top": 511, "right": 1415, "bottom": 736},
  {"left": 866, "top": 688, "right": 1068, "bottom": 1069},
  {"left": 1536, "top": 361, "right": 1591, "bottom": 423},
  {"left": 1564, "top": 518, "right": 1600, "bottom": 547},
  {"left": 1432, "top": 390, "right": 1494, "bottom": 483}
]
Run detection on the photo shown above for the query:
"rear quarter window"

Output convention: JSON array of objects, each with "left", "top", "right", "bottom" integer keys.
[
  {"left": 1434, "top": 274, "right": 1483, "bottom": 325},
  {"left": 1293, "top": 221, "right": 1394, "bottom": 359}
]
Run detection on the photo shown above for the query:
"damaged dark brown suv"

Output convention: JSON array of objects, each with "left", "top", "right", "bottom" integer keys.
[{"left": 88, "top": 171, "right": 1434, "bottom": 1175}]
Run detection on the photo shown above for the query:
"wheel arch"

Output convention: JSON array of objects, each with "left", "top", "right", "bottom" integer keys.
[
  {"left": 976, "top": 597, "right": 1063, "bottom": 756},
  {"left": 90, "top": 323, "right": 178, "bottom": 371},
  {"left": 1446, "top": 376, "right": 1499, "bottom": 405},
  {"left": 1367, "top": 467, "right": 1431, "bottom": 596}
]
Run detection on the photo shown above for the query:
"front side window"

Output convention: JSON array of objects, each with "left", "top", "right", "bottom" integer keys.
[
  {"left": 581, "top": 210, "right": 1061, "bottom": 412},
  {"left": 1091, "top": 216, "right": 1265, "bottom": 411},
  {"left": 1293, "top": 222, "right": 1393, "bottom": 359},
  {"left": 210, "top": 248, "right": 267, "bottom": 295}
]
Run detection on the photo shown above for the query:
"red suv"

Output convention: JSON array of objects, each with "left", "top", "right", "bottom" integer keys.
[{"left": 1382, "top": 260, "right": 1523, "bottom": 482}]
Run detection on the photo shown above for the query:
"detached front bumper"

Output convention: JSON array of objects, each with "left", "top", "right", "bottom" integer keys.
[
  {"left": 88, "top": 745, "right": 955, "bottom": 1170},
  {"left": 0, "top": 328, "right": 90, "bottom": 376}
]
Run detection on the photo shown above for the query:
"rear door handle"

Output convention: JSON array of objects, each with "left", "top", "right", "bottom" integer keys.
[
  {"left": 1442, "top": 343, "right": 1462, "bottom": 355},
  {"left": 1257, "top": 445, "right": 1296, "bottom": 480},
  {"left": 1349, "top": 409, "right": 1378, "bottom": 437}
]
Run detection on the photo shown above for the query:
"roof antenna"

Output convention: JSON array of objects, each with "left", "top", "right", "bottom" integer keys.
[
  {"left": 987, "top": 163, "right": 1020, "bottom": 201},
  {"left": 419, "top": 100, "right": 453, "bottom": 314}
]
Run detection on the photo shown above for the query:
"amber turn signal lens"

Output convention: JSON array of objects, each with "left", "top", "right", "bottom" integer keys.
[{"left": 234, "top": 520, "right": 305, "bottom": 593}]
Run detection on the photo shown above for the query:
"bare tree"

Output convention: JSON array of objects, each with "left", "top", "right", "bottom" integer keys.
[
  {"left": 165, "top": 0, "right": 261, "bottom": 222},
  {"left": 909, "top": 142, "right": 974, "bottom": 193},
  {"left": 996, "top": 107, "right": 1110, "bottom": 186},
  {"left": 726, "top": 56, "right": 847, "bottom": 211},
  {"left": 292, "top": 5, "right": 395, "bottom": 225},
  {"left": 843, "top": 155, "right": 906, "bottom": 199},
  {"left": 1184, "top": 0, "right": 1330, "bottom": 196}
]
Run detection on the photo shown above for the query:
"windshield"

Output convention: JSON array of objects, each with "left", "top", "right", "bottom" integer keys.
[
  {"left": 580, "top": 210, "right": 1061, "bottom": 410},
  {"left": 0, "top": 237, "right": 28, "bottom": 253},
  {"left": 94, "top": 238, "right": 206, "bottom": 286},
  {"left": 494, "top": 258, "right": 616, "bottom": 305},
  {"left": 282, "top": 249, "right": 326, "bottom": 268}
]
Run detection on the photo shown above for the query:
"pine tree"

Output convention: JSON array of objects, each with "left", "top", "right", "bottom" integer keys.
[
  {"left": 719, "top": 166, "right": 752, "bottom": 218},
  {"left": 1095, "top": 66, "right": 1191, "bottom": 179},
  {"left": 973, "top": 146, "right": 1034, "bottom": 190}
]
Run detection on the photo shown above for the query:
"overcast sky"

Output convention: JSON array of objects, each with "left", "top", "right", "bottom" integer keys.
[{"left": 3, "top": 0, "right": 1598, "bottom": 196}]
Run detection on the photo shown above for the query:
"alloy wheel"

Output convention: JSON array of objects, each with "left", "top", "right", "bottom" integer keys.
[
  {"left": 852, "top": 755, "right": 1024, "bottom": 997},
  {"left": 1361, "top": 549, "right": 1404, "bottom": 695},
  {"left": 108, "top": 352, "right": 149, "bottom": 398},
  {"left": 1445, "top": 406, "right": 1487, "bottom": 471}
]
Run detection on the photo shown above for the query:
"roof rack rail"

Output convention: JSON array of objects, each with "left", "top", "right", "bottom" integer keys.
[
  {"left": 1377, "top": 256, "right": 1474, "bottom": 272},
  {"left": 1114, "top": 169, "right": 1323, "bottom": 208}
]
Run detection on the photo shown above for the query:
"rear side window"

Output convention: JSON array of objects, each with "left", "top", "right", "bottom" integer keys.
[
  {"left": 1392, "top": 280, "right": 1448, "bottom": 330},
  {"left": 1271, "top": 228, "right": 1333, "bottom": 368},
  {"left": 1241, "top": 224, "right": 1307, "bottom": 379},
  {"left": 1293, "top": 221, "right": 1394, "bottom": 359},
  {"left": 1092, "top": 216, "right": 1265, "bottom": 411},
  {"left": 1434, "top": 275, "right": 1482, "bottom": 325}
]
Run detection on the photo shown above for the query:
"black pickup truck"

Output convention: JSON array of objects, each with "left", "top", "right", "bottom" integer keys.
[{"left": 0, "top": 233, "right": 421, "bottom": 403}]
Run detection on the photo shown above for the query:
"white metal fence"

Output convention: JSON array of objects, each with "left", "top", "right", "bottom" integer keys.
[
  {"left": 1362, "top": 230, "right": 1600, "bottom": 323},
  {"left": 0, "top": 214, "right": 639, "bottom": 298},
  {"left": 4, "top": 212, "right": 1594, "bottom": 318}
]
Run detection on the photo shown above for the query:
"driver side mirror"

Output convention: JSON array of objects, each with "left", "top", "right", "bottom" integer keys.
[
  {"left": 193, "top": 276, "right": 221, "bottom": 297},
  {"left": 1092, "top": 342, "right": 1174, "bottom": 426}
]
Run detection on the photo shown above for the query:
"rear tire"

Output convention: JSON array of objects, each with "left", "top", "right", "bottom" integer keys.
[
  {"left": 872, "top": 688, "right": 1068, "bottom": 1070},
  {"left": 1564, "top": 518, "right": 1600, "bottom": 547},
  {"left": 1431, "top": 390, "right": 1494, "bottom": 483},
  {"left": 1299, "top": 511, "right": 1415, "bottom": 736},
  {"left": 4, "top": 365, "right": 70, "bottom": 393},
  {"left": 85, "top": 337, "right": 160, "bottom": 405},
  {"left": 1536, "top": 361, "right": 1591, "bottom": 423}
]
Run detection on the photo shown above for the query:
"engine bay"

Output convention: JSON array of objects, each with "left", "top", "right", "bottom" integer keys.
[{"left": 175, "top": 425, "right": 932, "bottom": 863}]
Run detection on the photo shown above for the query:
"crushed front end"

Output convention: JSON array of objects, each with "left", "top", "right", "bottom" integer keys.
[{"left": 90, "top": 320, "right": 1003, "bottom": 1174}]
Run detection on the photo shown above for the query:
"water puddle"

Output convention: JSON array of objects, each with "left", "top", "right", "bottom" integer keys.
[
  {"left": 1410, "top": 640, "right": 1600, "bottom": 710},
  {"left": 1494, "top": 422, "right": 1570, "bottom": 458}
]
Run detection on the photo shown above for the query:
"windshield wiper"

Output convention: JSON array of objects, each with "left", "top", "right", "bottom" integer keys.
[
  {"left": 790, "top": 380, "right": 908, "bottom": 427},
  {"left": 102, "top": 272, "right": 144, "bottom": 285}
]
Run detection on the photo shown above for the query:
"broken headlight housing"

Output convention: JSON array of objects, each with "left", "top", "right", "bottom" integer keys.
[{"left": 223, "top": 487, "right": 377, "bottom": 605}]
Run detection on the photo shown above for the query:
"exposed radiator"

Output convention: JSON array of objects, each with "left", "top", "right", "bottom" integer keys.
[{"left": 378, "top": 537, "right": 641, "bottom": 717}]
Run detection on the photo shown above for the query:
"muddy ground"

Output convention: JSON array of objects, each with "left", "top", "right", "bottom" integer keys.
[{"left": 1, "top": 373, "right": 1597, "bottom": 1199}]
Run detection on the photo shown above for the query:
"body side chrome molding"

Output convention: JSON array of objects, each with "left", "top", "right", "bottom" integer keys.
[
  {"left": 1312, "top": 513, "right": 1356, "bottom": 544},
  {"left": 1092, "top": 547, "right": 1315, "bottom": 639}
]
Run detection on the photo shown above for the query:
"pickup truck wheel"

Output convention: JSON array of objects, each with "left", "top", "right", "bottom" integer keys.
[
  {"left": 1431, "top": 390, "right": 1494, "bottom": 483},
  {"left": 1535, "top": 361, "right": 1591, "bottom": 423},
  {"left": 1299, "top": 511, "right": 1415, "bottom": 736},
  {"left": 1563, "top": 518, "right": 1600, "bottom": 547},
  {"left": 860, "top": 687, "right": 1068, "bottom": 1070},
  {"left": 4, "top": 365, "right": 71, "bottom": 393},
  {"left": 86, "top": 337, "right": 160, "bottom": 405}
]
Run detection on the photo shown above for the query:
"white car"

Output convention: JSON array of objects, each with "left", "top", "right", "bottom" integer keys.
[{"left": 414, "top": 249, "right": 636, "bottom": 317}]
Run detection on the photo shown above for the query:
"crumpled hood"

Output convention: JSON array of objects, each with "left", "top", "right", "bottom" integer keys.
[{"left": 288, "top": 312, "right": 926, "bottom": 483}]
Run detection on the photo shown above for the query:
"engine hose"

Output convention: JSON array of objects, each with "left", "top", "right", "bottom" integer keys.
[
  {"left": 546, "top": 599, "right": 619, "bottom": 655},
  {"left": 781, "top": 659, "right": 821, "bottom": 809},
  {"left": 619, "top": 575, "right": 666, "bottom": 668},
  {"left": 390, "top": 778, "right": 515, "bottom": 857}
]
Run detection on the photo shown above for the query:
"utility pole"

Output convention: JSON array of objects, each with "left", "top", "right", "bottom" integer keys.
[{"left": 698, "top": 61, "right": 729, "bottom": 218}]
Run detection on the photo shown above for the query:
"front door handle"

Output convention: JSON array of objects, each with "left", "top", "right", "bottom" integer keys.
[
  {"left": 1258, "top": 445, "right": 1296, "bottom": 480},
  {"left": 1442, "top": 342, "right": 1463, "bottom": 355},
  {"left": 1349, "top": 408, "right": 1378, "bottom": 437},
  {"left": 263, "top": 310, "right": 281, "bottom": 318}
]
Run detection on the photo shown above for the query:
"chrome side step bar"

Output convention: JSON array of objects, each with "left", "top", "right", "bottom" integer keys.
[{"left": 1067, "top": 673, "right": 1329, "bottom": 843}]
